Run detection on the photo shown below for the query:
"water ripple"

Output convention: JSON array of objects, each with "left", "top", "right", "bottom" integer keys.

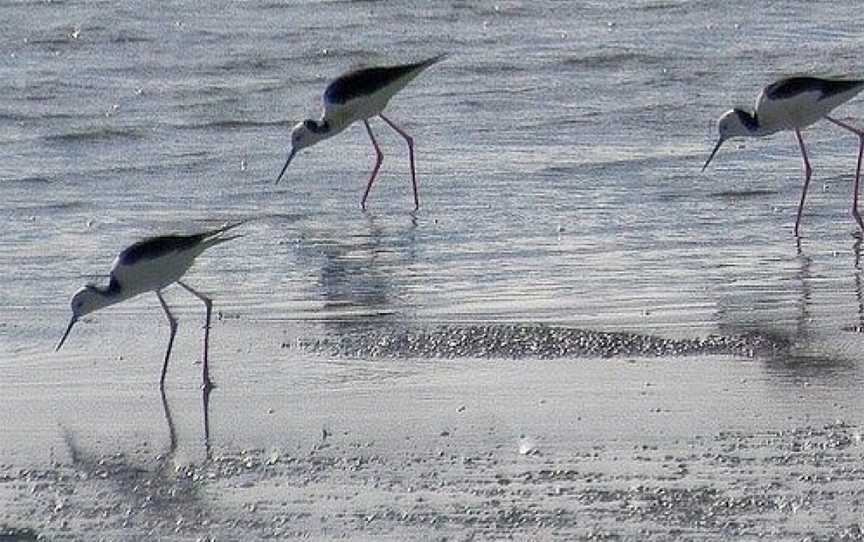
[{"left": 42, "top": 127, "right": 144, "bottom": 145}]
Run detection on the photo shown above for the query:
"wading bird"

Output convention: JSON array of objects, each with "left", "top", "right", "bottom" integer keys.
[
  {"left": 55, "top": 222, "right": 244, "bottom": 390},
  {"left": 275, "top": 54, "right": 447, "bottom": 211},
  {"left": 702, "top": 76, "right": 864, "bottom": 236}
]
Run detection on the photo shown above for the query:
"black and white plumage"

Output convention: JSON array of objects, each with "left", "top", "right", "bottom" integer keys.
[
  {"left": 55, "top": 222, "right": 244, "bottom": 390},
  {"left": 703, "top": 76, "right": 864, "bottom": 236},
  {"left": 275, "top": 54, "right": 447, "bottom": 211}
]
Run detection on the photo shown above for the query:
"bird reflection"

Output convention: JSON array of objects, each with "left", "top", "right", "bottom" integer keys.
[
  {"left": 848, "top": 238, "right": 864, "bottom": 333},
  {"left": 202, "top": 385, "right": 212, "bottom": 459},
  {"left": 756, "top": 238, "right": 861, "bottom": 387},
  {"left": 296, "top": 213, "right": 420, "bottom": 335},
  {"left": 793, "top": 237, "right": 813, "bottom": 339},
  {"left": 58, "top": 391, "right": 213, "bottom": 527},
  {"left": 855, "top": 237, "right": 862, "bottom": 269},
  {"left": 713, "top": 238, "right": 810, "bottom": 342},
  {"left": 159, "top": 385, "right": 213, "bottom": 462}
]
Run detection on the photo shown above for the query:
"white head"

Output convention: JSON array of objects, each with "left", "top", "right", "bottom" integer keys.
[
  {"left": 275, "top": 120, "right": 331, "bottom": 184},
  {"left": 55, "top": 284, "right": 114, "bottom": 352},
  {"left": 702, "top": 109, "right": 758, "bottom": 171}
]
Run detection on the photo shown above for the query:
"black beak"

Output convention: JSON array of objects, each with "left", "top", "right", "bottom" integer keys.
[
  {"left": 275, "top": 149, "right": 297, "bottom": 184},
  {"left": 55, "top": 316, "right": 78, "bottom": 352},
  {"left": 702, "top": 137, "right": 725, "bottom": 172}
]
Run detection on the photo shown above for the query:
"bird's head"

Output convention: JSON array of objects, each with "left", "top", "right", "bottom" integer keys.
[
  {"left": 275, "top": 120, "right": 330, "bottom": 184},
  {"left": 55, "top": 284, "right": 108, "bottom": 352},
  {"left": 703, "top": 109, "right": 755, "bottom": 171}
]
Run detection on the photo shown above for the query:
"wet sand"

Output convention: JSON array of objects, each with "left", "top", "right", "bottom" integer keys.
[{"left": 3, "top": 322, "right": 864, "bottom": 540}]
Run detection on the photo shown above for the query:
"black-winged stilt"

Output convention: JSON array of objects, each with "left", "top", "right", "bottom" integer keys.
[
  {"left": 55, "top": 222, "right": 244, "bottom": 390},
  {"left": 275, "top": 54, "right": 447, "bottom": 211},
  {"left": 702, "top": 76, "right": 864, "bottom": 236}
]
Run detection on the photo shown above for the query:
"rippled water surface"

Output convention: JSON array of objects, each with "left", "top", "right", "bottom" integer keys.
[
  {"left": 4, "top": 1, "right": 864, "bottom": 539},
  {"left": 4, "top": 1, "right": 864, "bottom": 342}
]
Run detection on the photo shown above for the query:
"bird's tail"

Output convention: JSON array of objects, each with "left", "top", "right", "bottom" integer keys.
[
  {"left": 419, "top": 53, "right": 449, "bottom": 70},
  {"left": 392, "top": 53, "right": 448, "bottom": 92},
  {"left": 200, "top": 220, "right": 247, "bottom": 249}
]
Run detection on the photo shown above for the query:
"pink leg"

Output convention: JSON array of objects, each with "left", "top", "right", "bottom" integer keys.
[
  {"left": 826, "top": 116, "right": 864, "bottom": 232},
  {"left": 178, "top": 281, "right": 214, "bottom": 391},
  {"left": 794, "top": 129, "right": 813, "bottom": 237},
  {"left": 379, "top": 114, "right": 419, "bottom": 211},
  {"left": 156, "top": 290, "right": 178, "bottom": 389},
  {"left": 361, "top": 120, "right": 384, "bottom": 211}
]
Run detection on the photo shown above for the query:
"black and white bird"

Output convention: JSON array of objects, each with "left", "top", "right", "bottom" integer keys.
[
  {"left": 275, "top": 54, "right": 447, "bottom": 211},
  {"left": 55, "top": 222, "right": 244, "bottom": 390},
  {"left": 702, "top": 76, "right": 864, "bottom": 236}
]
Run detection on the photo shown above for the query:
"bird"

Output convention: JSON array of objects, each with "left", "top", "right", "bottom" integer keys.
[
  {"left": 55, "top": 222, "right": 244, "bottom": 391},
  {"left": 275, "top": 54, "right": 447, "bottom": 211},
  {"left": 702, "top": 76, "right": 864, "bottom": 236}
]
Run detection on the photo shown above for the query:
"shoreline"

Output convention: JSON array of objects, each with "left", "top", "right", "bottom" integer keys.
[{"left": 3, "top": 353, "right": 863, "bottom": 539}]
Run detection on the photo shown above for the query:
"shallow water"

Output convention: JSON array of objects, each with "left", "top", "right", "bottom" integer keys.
[
  {"left": 4, "top": 0, "right": 864, "bottom": 539},
  {"left": 5, "top": 1, "right": 864, "bottom": 342}
]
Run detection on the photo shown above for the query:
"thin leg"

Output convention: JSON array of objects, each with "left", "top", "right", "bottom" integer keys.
[
  {"left": 160, "top": 385, "right": 177, "bottom": 455},
  {"left": 854, "top": 141, "right": 863, "bottom": 232},
  {"left": 202, "top": 383, "right": 212, "bottom": 459},
  {"left": 177, "top": 281, "right": 214, "bottom": 391},
  {"left": 794, "top": 129, "right": 813, "bottom": 238},
  {"left": 156, "top": 290, "right": 178, "bottom": 389},
  {"left": 826, "top": 116, "right": 864, "bottom": 232},
  {"left": 855, "top": 237, "right": 862, "bottom": 269},
  {"left": 379, "top": 113, "right": 419, "bottom": 211},
  {"left": 361, "top": 120, "right": 384, "bottom": 211}
]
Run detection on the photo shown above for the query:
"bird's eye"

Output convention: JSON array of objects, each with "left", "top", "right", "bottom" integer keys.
[{"left": 303, "top": 120, "right": 316, "bottom": 130}]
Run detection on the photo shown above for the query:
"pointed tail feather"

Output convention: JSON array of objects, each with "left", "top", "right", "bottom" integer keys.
[
  {"left": 206, "top": 220, "right": 247, "bottom": 237},
  {"left": 389, "top": 53, "right": 448, "bottom": 94},
  {"left": 418, "top": 53, "right": 448, "bottom": 70},
  {"left": 199, "top": 221, "right": 247, "bottom": 250}
]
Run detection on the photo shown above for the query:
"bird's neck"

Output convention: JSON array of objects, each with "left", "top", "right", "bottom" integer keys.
[
  {"left": 317, "top": 114, "right": 353, "bottom": 137},
  {"left": 740, "top": 111, "right": 773, "bottom": 137},
  {"left": 309, "top": 118, "right": 351, "bottom": 138},
  {"left": 307, "top": 119, "right": 331, "bottom": 134},
  {"left": 94, "top": 279, "right": 132, "bottom": 308},
  {"left": 303, "top": 118, "right": 345, "bottom": 147}
]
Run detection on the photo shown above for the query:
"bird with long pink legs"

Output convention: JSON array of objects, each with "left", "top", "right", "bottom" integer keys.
[
  {"left": 56, "top": 223, "right": 244, "bottom": 391},
  {"left": 275, "top": 54, "right": 447, "bottom": 211},
  {"left": 703, "top": 76, "right": 864, "bottom": 237}
]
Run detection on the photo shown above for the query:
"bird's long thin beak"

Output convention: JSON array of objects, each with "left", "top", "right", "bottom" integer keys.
[
  {"left": 702, "top": 138, "right": 725, "bottom": 172},
  {"left": 55, "top": 316, "right": 78, "bottom": 352},
  {"left": 275, "top": 149, "right": 297, "bottom": 184}
]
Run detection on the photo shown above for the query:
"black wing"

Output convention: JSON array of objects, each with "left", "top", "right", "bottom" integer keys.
[
  {"left": 766, "top": 77, "right": 864, "bottom": 101},
  {"left": 324, "top": 61, "right": 427, "bottom": 105},
  {"left": 117, "top": 233, "right": 205, "bottom": 266}
]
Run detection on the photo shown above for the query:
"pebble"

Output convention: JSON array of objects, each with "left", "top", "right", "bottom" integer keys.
[{"left": 302, "top": 324, "right": 790, "bottom": 360}]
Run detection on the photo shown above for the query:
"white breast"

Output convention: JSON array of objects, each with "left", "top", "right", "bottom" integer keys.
[{"left": 110, "top": 250, "right": 199, "bottom": 295}]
